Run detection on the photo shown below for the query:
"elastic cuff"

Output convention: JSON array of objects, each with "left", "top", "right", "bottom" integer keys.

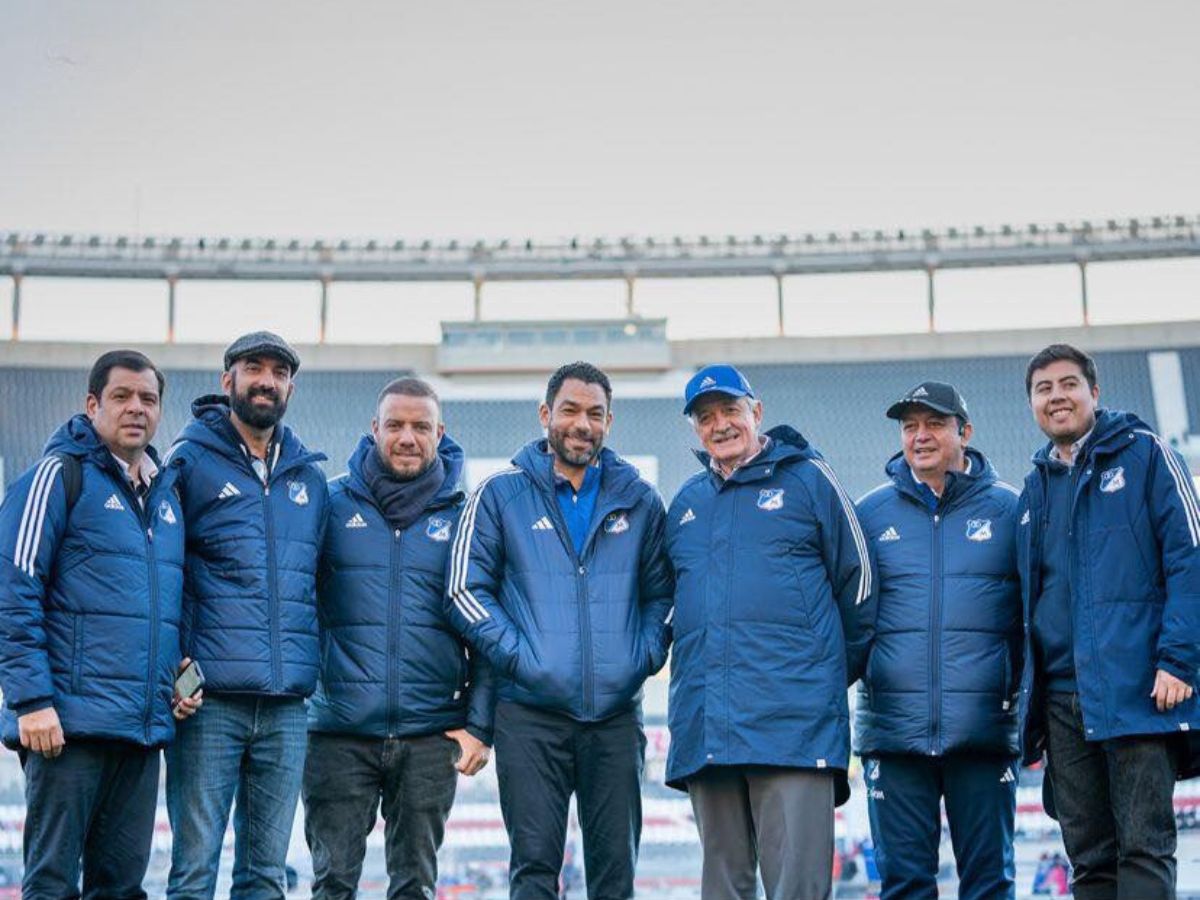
[
  {"left": 10, "top": 698, "right": 54, "bottom": 717},
  {"left": 1157, "top": 656, "right": 1195, "bottom": 683},
  {"left": 465, "top": 723, "right": 493, "bottom": 747}
]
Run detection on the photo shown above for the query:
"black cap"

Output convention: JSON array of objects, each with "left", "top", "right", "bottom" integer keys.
[
  {"left": 886, "top": 381, "right": 969, "bottom": 422},
  {"left": 223, "top": 331, "right": 301, "bottom": 375}
]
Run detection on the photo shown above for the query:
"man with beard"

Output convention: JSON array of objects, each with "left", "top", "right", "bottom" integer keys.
[
  {"left": 164, "top": 331, "right": 329, "bottom": 899},
  {"left": 1017, "top": 344, "right": 1200, "bottom": 899},
  {"left": 304, "top": 377, "right": 493, "bottom": 898},
  {"left": 446, "top": 361, "right": 674, "bottom": 900},
  {"left": 0, "top": 350, "right": 198, "bottom": 898}
]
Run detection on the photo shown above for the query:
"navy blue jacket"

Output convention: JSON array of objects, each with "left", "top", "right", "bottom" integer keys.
[
  {"left": 664, "top": 427, "right": 876, "bottom": 800},
  {"left": 0, "top": 416, "right": 185, "bottom": 747},
  {"left": 1018, "top": 409, "right": 1200, "bottom": 762},
  {"left": 168, "top": 396, "right": 328, "bottom": 697},
  {"left": 445, "top": 441, "right": 674, "bottom": 723},
  {"left": 309, "top": 434, "right": 494, "bottom": 743},
  {"left": 854, "top": 448, "right": 1022, "bottom": 758}
]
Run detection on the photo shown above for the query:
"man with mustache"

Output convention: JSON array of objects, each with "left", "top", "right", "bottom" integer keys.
[
  {"left": 1018, "top": 343, "right": 1200, "bottom": 899},
  {"left": 0, "top": 350, "right": 197, "bottom": 898},
  {"left": 164, "top": 331, "right": 329, "bottom": 899},
  {"left": 664, "top": 364, "right": 875, "bottom": 900},
  {"left": 446, "top": 361, "right": 674, "bottom": 900}
]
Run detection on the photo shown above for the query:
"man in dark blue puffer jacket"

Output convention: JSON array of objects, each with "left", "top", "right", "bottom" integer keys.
[
  {"left": 304, "top": 377, "right": 493, "bottom": 899},
  {"left": 1018, "top": 344, "right": 1200, "bottom": 899},
  {"left": 666, "top": 364, "right": 876, "bottom": 900},
  {"left": 164, "top": 332, "right": 329, "bottom": 899},
  {"left": 854, "top": 381, "right": 1022, "bottom": 900},
  {"left": 446, "top": 361, "right": 674, "bottom": 900},
  {"left": 0, "top": 350, "right": 198, "bottom": 899}
]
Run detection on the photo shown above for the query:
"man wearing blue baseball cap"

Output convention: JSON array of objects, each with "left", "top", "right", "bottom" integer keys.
[{"left": 665, "top": 363, "right": 877, "bottom": 900}]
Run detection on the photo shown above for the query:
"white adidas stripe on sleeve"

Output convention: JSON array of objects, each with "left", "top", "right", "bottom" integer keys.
[
  {"left": 448, "top": 467, "right": 521, "bottom": 624},
  {"left": 1137, "top": 430, "right": 1200, "bottom": 547},
  {"left": 812, "top": 459, "right": 873, "bottom": 605},
  {"left": 14, "top": 457, "right": 63, "bottom": 578}
]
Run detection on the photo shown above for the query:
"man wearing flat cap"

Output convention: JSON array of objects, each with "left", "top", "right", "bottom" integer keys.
[
  {"left": 664, "top": 363, "right": 876, "bottom": 900},
  {"left": 854, "top": 381, "right": 1022, "bottom": 900},
  {"left": 164, "top": 331, "right": 330, "bottom": 898}
]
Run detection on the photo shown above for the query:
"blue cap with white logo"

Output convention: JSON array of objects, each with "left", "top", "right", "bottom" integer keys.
[{"left": 683, "top": 364, "right": 756, "bottom": 415}]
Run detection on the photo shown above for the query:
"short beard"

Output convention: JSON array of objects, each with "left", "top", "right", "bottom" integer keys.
[
  {"left": 230, "top": 385, "right": 288, "bottom": 430},
  {"left": 548, "top": 427, "right": 602, "bottom": 468},
  {"left": 379, "top": 446, "right": 436, "bottom": 482}
]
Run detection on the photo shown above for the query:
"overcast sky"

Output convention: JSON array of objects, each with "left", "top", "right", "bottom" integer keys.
[{"left": 1, "top": 0, "right": 1197, "bottom": 344}]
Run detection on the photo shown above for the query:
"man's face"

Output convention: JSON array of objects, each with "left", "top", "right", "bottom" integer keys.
[
  {"left": 691, "top": 393, "right": 763, "bottom": 469},
  {"left": 1029, "top": 359, "right": 1099, "bottom": 444},
  {"left": 539, "top": 378, "right": 612, "bottom": 469},
  {"left": 86, "top": 366, "right": 162, "bottom": 460},
  {"left": 372, "top": 393, "right": 444, "bottom": 480},
  {"left": 222, "top": 355, "right": 294, "bottom": 430},
  {"left": 900, "top": 408, "right": 971, "bottom": 479}
]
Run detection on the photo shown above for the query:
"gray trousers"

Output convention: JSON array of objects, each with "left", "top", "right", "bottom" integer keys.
[{"left": 688, "top": 767, "right": 834, "bottom": 900}]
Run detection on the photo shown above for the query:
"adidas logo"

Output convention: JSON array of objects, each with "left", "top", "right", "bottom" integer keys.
[
  {"left": 345, "top": 512, "right": 368, "bottom": 529},
  {"left": 1000, "top": 766, "right": 1017, "bottom": 784},
  {"left": 700, "top": 376, "right": 716, "bottom": 388},
  {"left": 531, "top": 516, "right": 554, "bottom": 531},
  {"left": 104, "top": 494, "right": 125, "bottom": 511},
  {"left": 878, "top": 525, "right": 900, "bottom": 543},
  {"left": 218, "top": 482, "right": 241, "bottom": 499},
  {"left": 1020, "top": 510, "right": 1030, "bottom": 526},
  {"left": 679, "top": 508, "right": 696, "bottom": 525},
  {"left": 911, "top": 386, "right": 929, "bottom": 398}
]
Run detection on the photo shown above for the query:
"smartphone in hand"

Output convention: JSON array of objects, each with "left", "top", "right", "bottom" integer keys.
[{"left": 173, "top": 660, "right": 205, "bottom": 706}]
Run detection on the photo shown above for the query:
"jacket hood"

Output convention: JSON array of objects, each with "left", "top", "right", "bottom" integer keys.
[
  {"left": 512, "top": 439, "right": 645, "bottom": 503},
  {"left": 1031, "top": 408, "right": 1149, "bottom": 467},
  {"left": 345, "top": 432, "right": 465, "bottom": 510},
  {"left": 44, "top": 413, "right": 164, "bottom": 468},
  {"left": 884, "top": 445, "right": 997, "bottom": 505},
  {"left": 691, "top": 423, "right": 819, "bottom": 474},
  {"left": 179, "top": 394, "right": 325, "bottom": 469}
]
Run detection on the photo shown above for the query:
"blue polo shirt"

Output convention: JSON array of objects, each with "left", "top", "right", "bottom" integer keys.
[{"left": 555, "top": 463, "right": 602, "bottom": 557}]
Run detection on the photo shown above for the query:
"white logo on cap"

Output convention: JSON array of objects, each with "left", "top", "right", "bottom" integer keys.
[
  {"left": 911, "top": 386, "right": 929, "bottom": 398},
  {"left": 700, "top": 376, "right": 716, "bottom": 388}
]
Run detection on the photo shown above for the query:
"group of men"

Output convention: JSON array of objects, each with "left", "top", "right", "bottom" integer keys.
[{"left": 0, "top": 332, "right": 1196, "bottom": 900}]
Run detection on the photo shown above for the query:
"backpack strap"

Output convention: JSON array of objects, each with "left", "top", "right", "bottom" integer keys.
[{"left": 52, "top": 453, "right": 82, "bottom": 512}]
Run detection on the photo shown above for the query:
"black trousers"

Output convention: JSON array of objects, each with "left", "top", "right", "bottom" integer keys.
[
  {"left": 494, "top": 701, "right": 646, "bottom": 900},
  {"left": 20, "top": 738, "right": 160, "bottom": 900},
  {"left": 302, "top": 731, "right": 460, "bottom": 900},
  {"left": 1044, "top": 691, "right": 1178, "bottom": 900}
]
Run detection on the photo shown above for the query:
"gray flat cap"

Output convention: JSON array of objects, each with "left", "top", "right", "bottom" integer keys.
[{"left": 223, "top": 331, "right": 301, "bottom": 374}]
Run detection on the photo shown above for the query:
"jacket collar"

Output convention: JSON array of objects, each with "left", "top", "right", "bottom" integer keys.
[
  {"left": 885, "top": 446, "right": 995, "bottom": 507},
  {"left": 1031, "top": 408, "right": 1148, "bottom": 471},
  {"left": 178, "top": 394, "right": 326, "bottom": 476},
  {"left": 693, "top": 424, "right": 816, "bottom": 485},
  {"left": 343, "top": 432, "right": 465, "bottom": 512},
  {"left": 512, "top": 439, "right": 644, "bottom": 507}
]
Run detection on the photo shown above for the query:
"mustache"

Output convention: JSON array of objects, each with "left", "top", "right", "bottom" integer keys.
[{"left": 245, "top": 387, "right": 280, "bottom": 402}]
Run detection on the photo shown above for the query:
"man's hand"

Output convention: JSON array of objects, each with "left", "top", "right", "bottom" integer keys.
[
  {"left": 1151, "top": 668, "right": 1195, "bottom": 712},
  {"left": 172, "top": 657, "right": 204, "bottom": 721},
  {"left": 19, "top": 707, "right": 65, "bottom": 759},
  {"left": 445, "top": 728, "right": 490, "bottom": 776}
]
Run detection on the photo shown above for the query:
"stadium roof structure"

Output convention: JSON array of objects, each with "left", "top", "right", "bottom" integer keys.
[{"left": 2, "top": 213, "right": 1198, "bottom": 341}]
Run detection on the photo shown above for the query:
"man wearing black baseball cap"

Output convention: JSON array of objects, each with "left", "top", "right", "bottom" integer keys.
[
  {"left": 855, "top": 380, "right": 1022, "bottom": 900},
  {"left": 165, "top": 331, "right": 330, "bottom": 898}
]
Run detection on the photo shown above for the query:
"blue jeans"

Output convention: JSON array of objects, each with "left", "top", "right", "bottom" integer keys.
[
  {"left": 20, "top": 739, "right": 159, "bottom": 900},
  {"left": 165, "top": 695, "right": 307, "bottom": 899}
]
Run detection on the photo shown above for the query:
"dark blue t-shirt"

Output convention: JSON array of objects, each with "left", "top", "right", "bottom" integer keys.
[
  {"left": 1033, "top": 462, "right": 1076, "bottom": 692},
  {"left": 555, "top": 463, "right": 601, "bottom": 557}
]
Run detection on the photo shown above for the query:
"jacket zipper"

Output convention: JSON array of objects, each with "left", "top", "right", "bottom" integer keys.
[
  {"left": 543, "top": 497, "right": 595, "bottom": 718},
  {"left": 929, "top": 511, "right": 943, "bottom": 755},
  {"left": 262, "top": 480, "right": 280, "bottom": 693},
  {"left": 387, "top": 527, "right": 402, "bottom": 736}
]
